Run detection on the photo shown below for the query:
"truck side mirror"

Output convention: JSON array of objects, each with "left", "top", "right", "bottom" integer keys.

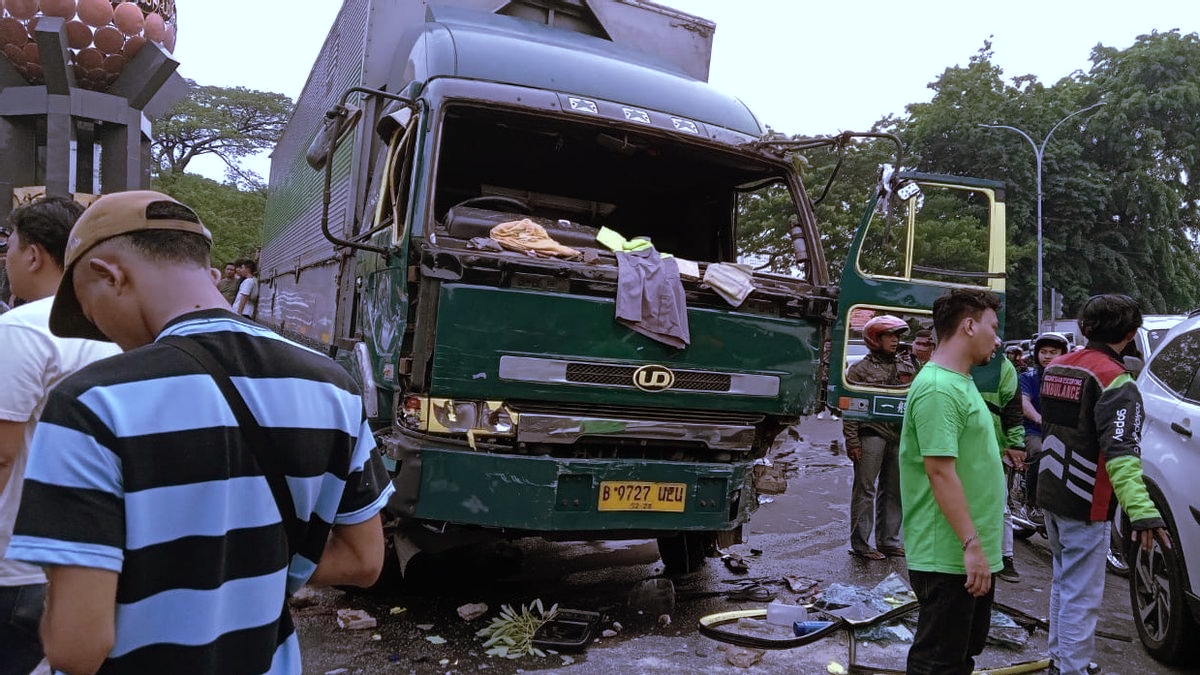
[{"left": 306, "top": 104, "right": 363, "bottom": 170}]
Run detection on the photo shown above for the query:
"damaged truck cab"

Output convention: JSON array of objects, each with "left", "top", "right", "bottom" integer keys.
[{"left": 259, "top": 0, "right": 1004, "bottom": 575}]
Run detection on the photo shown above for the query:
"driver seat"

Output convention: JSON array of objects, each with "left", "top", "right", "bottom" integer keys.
[{"left": 442, "top": 206, "right": 601, "bottom": 250}]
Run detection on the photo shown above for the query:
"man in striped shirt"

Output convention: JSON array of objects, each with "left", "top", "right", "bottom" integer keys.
[{"left": 8, "top": 191, "right": 393, "bottom": 675}]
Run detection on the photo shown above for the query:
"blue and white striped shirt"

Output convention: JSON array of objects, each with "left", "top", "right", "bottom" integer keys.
[{"left": 10, "top": 310, "right": 394, "bottom": 674}]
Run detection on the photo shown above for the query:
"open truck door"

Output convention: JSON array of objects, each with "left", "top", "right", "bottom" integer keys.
[{"left": 829, "top": 171, "right": 1007, "bottom": 420}]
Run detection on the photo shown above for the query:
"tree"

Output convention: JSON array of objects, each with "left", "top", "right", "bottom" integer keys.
[
  {"left": 734, "top": 128, "right": 899, "bottom": 283},
  {"left": 1079, "top": 30, "right": 1200, "bottom": 316},
  {"left": 151, "top": 172, "right": 266, "bottom": 266},
  {"left": 151, "top": 80, "right": 293, "bottom": 189},
  {"left": 900, "top": 35, "right": 1200, "bottom": 336}
]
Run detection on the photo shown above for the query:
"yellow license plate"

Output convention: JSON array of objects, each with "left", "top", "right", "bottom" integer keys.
[{"left": 597, "top": 481, "right": 687, "bottom": 512}]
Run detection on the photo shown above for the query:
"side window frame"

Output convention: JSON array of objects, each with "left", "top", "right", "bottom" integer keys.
[{"left": 1150, "top": 328, "right": 1200, "bottom": 399}]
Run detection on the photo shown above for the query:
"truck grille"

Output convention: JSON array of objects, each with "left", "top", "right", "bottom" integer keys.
[
  {"left": 565, "top": 363, "right": 732, "bottom": 391},
  {"left": 498, "top": 355, "right": 780, "bottom": 397}
]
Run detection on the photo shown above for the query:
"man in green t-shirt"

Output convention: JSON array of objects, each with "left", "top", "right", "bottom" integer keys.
[{"left": 899, "top": 288, "right": 1006, "bottom": 675}]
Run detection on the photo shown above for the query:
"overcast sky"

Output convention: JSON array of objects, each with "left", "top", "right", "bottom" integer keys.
[{"left": 171, "top": 0, "right": 1199, "bottom": 178}]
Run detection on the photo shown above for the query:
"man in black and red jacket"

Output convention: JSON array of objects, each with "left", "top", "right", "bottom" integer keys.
[{"left": 1037, "top": 294, "right": 1171, "bottom": 675}]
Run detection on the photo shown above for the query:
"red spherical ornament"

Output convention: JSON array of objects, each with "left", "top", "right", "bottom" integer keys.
[
  {"left": 40, "top": 0, "right": 75, "bottom": 19},
  {"left": 5, "top": 0, "right": 40, "bottom": 21},
  {"left": 77, "top": 0, "right": 113, "bottom": 28},
  {"left": 113, "top": 2, "right": 144, "bottom": 36},
  {"left": 143, "top": 11, "right": 164, "bottom": 41},
  {"left": 64, "top": 19, "right": 91, "bottom": 49},
  {"left": 74, "top": 45, "right": 102, "bottom": 69},
  {"left": 121, "top": 33, "right": 144, "bottom": 56},
  {"left": 93, "top": 25, "right": 123, "bottom": 54},
  {"left": 3, "top": 42, "right": 27, "bottom": 66},
  {"left": 0, "top": 17, "right": 28, "bottom": 47}
]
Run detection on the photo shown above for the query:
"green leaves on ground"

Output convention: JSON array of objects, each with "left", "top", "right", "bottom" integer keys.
[{"left": 475, "top": 599, "right": 558, "bottom": 659}]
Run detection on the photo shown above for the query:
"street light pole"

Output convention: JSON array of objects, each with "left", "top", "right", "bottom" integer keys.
[{"left": 979, "top": 100, "right": 1105, "bottom": 332}]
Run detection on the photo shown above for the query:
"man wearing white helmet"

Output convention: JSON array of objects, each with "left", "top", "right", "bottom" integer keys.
[
  {"left": 1019, "top": 332, "right": 1070, "bottom": 525},
  {"left": 844, "top": 314, "right": 917, "bottom": 560}
]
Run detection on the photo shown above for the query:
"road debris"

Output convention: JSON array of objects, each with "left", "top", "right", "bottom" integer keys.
[
  {"left": 724, "top": 645, "right": 765, "bottom": 667},
  {"left": 722, "top": 553, "right": 750, "bottom": 574},
  {"left": 628, "top": 578, "right": 675, "bottom": 615},
  {"left": 457, "top": 602, "right": 489, "bottom": 621},
  {"left": 289, "top": 586, "right": 318, "bottom": 609},
  {"left": 426, "top": 635, "right": 447, "bottom": 644},
  {"left": 335, "top": 609, "right": 377, "bottom": 630},
  {"left": 783, "top": 574, "right": 821, "bottom": 595},
  {"left": 389, "top": 606, "right": 407, "bottom": 616}
]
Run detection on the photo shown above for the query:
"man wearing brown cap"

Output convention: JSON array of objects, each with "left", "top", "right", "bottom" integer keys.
[{"left": 8, "top": 191, "right": 393, "bottom": 675}]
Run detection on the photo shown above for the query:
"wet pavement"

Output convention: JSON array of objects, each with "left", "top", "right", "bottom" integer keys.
[{"left": 295, "top": 416, "right": 1195, "bottom": 674}]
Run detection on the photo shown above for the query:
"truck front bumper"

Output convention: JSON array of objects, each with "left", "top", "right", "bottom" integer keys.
[{"left": 381, "top": 430, "right": 753, "bottom": 532}]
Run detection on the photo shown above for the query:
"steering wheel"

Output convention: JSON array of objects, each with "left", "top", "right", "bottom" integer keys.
[{"left": 451, "top": 195, "right": 533, "bottom": 215}]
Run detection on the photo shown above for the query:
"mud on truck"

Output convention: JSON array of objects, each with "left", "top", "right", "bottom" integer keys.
[{"left": 258, "top": 0, "right": 1008, "bottom": 578}]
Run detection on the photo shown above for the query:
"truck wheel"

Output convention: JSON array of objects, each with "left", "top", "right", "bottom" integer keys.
[
  {"left": 657, "top": 532, "right": 712, "bottom": 575},
  {"left": 1129, "top": 500, "right": 1199, "bottom": 664}
]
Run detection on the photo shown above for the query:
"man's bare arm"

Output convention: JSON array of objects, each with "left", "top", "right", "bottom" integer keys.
[
  {"left": 924, "top": 456, "right": 992, "bottom": 597},
  {"left": 307, "top": 514, "right": 385, "bottom": 588},
  {"left": 0, "top": 420, "right": 25, "bottom": 495},
  {"left": 41, "top": 566, "right": 118, "bottom": 675}
]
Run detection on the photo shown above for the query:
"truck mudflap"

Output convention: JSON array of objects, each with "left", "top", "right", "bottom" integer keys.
[{"left": 381, "top": 431, "right": 753, "bottom": 532}]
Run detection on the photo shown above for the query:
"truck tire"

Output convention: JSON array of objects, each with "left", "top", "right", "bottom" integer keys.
[{"left": 657, "top": 532, "right": 712, "bottom": 575}]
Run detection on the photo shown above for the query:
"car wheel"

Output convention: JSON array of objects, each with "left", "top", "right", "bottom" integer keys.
[{"left": 1129, "top": 505, "right": 1200, "bottom": 664}]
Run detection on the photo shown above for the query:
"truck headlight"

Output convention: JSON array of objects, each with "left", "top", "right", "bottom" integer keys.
[{"left": 399, "top": 396, "right": 516, "bottom": 437}]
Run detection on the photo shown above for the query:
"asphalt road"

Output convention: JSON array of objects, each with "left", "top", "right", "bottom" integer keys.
[{"left": 294, "top": 416, "right": 1197, "bottom": 675}]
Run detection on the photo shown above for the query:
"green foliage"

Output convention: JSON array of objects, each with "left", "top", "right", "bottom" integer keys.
[
  {"left": 475, "top": 599, "right": 557, "bottom": 659},
  {"left": 735, "top": 179, "right": 799, "bottom": 273},
  {"left": 151, "top": 172, "right": 265, "bottom": 267},
  {"left": 893, "top": 33, "right": 1200, "bottom": 336},
  {"left": 152, "top": 79, "right": 293, "bottom": 190}
]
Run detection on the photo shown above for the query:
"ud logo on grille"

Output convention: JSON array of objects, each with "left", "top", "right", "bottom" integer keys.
[{"left": 633, "top": 364, "right": 675, "bottom": 392}]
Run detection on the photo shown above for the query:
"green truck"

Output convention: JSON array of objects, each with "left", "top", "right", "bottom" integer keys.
[{"left": 259, "top": 0, "right": 1006, "bottom": 576}]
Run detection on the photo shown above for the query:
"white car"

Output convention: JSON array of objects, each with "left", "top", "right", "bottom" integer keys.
[
  {"left": 1136, "top": 314, "right": 1186, "bottom": 360},
  {"left": 1127, "top": 309, "right": 1200, "bottom": 664}
]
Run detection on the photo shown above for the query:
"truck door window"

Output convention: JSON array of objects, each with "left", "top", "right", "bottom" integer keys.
[
  {"left": 858, "top": 184, "right": 996, "bottom": 288},
  {"left": 843, "top": 306, "right": 934, "bottom": 388},
  {"left": 358, "top": 111, "right": 417, "bottom": 245}
]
